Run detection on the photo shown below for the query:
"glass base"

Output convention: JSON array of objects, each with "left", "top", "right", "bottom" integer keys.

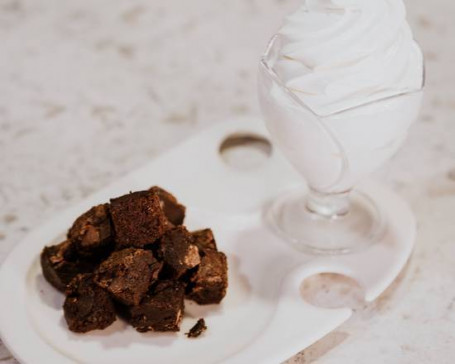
[{"left": 266, "top": 188, "right": 385, "bottom": 255}]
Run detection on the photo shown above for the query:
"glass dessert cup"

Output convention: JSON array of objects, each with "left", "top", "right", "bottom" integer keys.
[{"left": 258, "top": 36, "right": 424, "bottom": 255}]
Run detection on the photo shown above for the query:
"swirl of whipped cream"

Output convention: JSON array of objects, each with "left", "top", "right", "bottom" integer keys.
[{"left": 275, "top": 0, "right": 424, "bottom": 115}]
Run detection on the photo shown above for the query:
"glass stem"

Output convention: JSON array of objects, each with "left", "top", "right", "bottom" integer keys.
[{"left": 306, "top": 188, "right": 351, "bottom": 219}]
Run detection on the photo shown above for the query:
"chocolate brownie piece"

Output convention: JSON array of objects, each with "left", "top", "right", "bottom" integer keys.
[
  {"left": 68, "top": 204, "right": 114, "bottom": 258},
  {"left": 186, "top": 318, "right": 207, "bottom": 338},
  {"left": 159, "top": 226, "right": 200, "bottom": 279},
  {"left": 191, "top": 229, "right": 217, "bottom": 253},
  {"left": 63, "top": 274, "right": 116, "bottom": 333},
  {"left": 94, "top": 248, "right": 162, "bottom": 306},
  {"left": 186, "top": 250, "right": 228, "bottom": 305},
  {"left": 110, "top": 191, "right": 168, "bottom": 249},
  {"left": 41, "top": 240, "right": 94, "bottom": 292},
  {"left": 124, "top": 280, "right": 185, "bottom": 332},
  {"left": 149, "top": 186, "right": 186, "bottom": 226}
]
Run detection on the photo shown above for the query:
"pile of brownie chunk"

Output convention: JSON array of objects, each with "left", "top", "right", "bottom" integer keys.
[{"left": 40, "top": 186, "right": 228, "bottom": 334}]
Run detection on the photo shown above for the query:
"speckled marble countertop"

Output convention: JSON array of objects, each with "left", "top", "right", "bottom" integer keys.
[{"left": 1, "top": 0, "right": 454, "bottom": 363}]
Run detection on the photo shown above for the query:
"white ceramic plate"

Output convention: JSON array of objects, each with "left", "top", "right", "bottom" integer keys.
[{"left": 0, "top": 118, "right": 416, "bottom": 364}]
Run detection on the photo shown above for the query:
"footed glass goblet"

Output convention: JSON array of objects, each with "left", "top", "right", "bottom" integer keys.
[{"left": 258, "top": 36, "right": 424, "bottom": 255}]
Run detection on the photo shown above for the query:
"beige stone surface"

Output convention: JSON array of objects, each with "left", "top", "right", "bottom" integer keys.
[{"left": 1, "top": 0, "right": 454, "bottom": 363}]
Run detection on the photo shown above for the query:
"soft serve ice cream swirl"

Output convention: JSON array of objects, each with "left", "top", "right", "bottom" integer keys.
[{"left": 275, "top": 0, "right": 424, "bottom": 115}]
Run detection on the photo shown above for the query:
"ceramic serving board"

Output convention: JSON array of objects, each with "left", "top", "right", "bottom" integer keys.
[{"left": 0, "top": 117, "right": 416, "bottom": 364}]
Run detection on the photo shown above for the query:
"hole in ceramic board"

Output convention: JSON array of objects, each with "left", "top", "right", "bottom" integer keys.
[
  {"left": 300, "top": 273, "right": 365, "bottom": 309},
  {"left": 448, "top": 168, "right": 455, "bottom": 181},
  {"left": 219, "top": 133, "right": 272, "bottom": 170}
]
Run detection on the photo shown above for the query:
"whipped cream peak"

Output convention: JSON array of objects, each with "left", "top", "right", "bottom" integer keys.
[
  {"left": 275, "top": 0, "right": 423, "bottom": 115},
  {"left": 306, "top": 0, "right": 361, "bottom": 11}
]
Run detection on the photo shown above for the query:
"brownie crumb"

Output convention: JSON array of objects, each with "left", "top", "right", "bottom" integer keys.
[
  {"left": 64, "top": 274, "right": 116, "bottom": 333},
  {"left": 149, "top": 186, "right": 186, "bottom": 226},
  {"left": 94, "top": 248, "right": 162, "bottom": 306},
  {"left": 68, "top": 204, "right": 114, "bottom": 259},
  {"left": 186, "top": 318, "right": 207, "bottom": 338},
  {"left": 110, "top": 191, "right": 168, "bottom": 249}
]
